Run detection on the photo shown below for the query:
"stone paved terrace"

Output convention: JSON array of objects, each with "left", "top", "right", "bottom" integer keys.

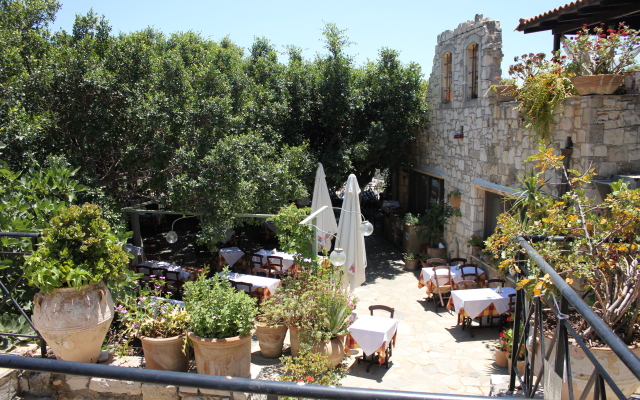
[{"left": 251, "top": 232, "right": 509, "bottom": 397}]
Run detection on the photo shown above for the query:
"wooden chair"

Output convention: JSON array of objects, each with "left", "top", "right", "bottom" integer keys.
[
  {"left": 163, "top": 270, "right": 183, "bottom": 299},
  {"left": 432, "top": 265, "right": 453, "bottom": 312},
  {"left": 253, "top": 268, "right": 271, "bottom": 278},
  {"left": 231, "top": 281, "right": 253, "bottom": 294},
  {"left": 461, "top": 271, "right": 479, "bottom": 284},
  {"left": 426, "top": 258, "right": 447, "bottom": 267},
  {"left": 135, "top": 265, "right": 153, "bottom": 289},
  {"left": 494, "top": 293, "right": 517, "bottom": 328},
  {"left": 485, "top": 279, "right": 505, "bottom": 288},
  {"left": 267, "top": 255, "right": 286, "bottom": 279},
  {"left": 449, "top": 257, "right": 467, "bottom": 266},
  {"left": 249, "top": 253, "right": 264, "bottom": 274},
  {"left": 459, "top": 264, "right": 479, "bottom": 276},
  {"left": 357, "top": 305, "right": 396, "bottom": 370}
]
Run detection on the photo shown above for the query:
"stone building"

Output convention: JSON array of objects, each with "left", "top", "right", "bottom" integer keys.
[{"left": 392, "top": 14, "right": 640, "bottom": 263}]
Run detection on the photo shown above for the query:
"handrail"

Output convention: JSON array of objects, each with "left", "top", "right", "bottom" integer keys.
[
  {"left": 0, "top": 354, "right": 514, "bottom": 400},
  {"left": 516, "top": 236, "right": 640, "bottom": 381}
]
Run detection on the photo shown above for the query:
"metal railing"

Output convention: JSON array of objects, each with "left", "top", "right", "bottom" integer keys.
[
  {"left": 0, "top": 232, "right": 45, "bottom": 357},
  {"left": 508, "top": 235, "right": 640, "bottom": 399}
]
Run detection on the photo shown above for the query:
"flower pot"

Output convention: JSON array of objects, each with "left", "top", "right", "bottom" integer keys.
[
  {"left": 507, "top": 357, "right": 525, "bottom": 376},
  {"left": 471, "top": 245, "right": 482, "bottom": 257},
  {"left": 288, "top": 325, "right": 301, "bottom": 357},
  {"left": 495, "top": 348, "right": 508, "bottom": 368},
  {"left": 32, "top": 282, "right": 114, "bottom": 363},
  {"left": 427, "top": 247, "right": 446, "bottom": 259},
  {"left": 449, "top": 195, "right": 461, "bottom": 208},
  {"left": 141, "top": 335, "right": 189, "bottom": 372},
  {"left": 495, "top": 85, "right": 517, "bottom": 102},
  {"left": 624, "top": 70, "right": 640, "bottom": 94},
  {"left": 404, "top": 258, "right": 419, "bottom": 271},
  {"left": 255, "top": 323, "right": 288, "bottom": 358},
  {"left": 311, "top": 336, "right": 345, "bottom": 367},
  {"left": 569, "top": 74, "right": 623, "bottom": 95},
  {"left": 187, "top": 331, "right": 252, "bottom": 377}
]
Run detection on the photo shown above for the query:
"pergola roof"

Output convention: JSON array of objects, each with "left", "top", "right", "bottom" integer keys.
[{"left": 516, "top": 0, "right": 640, "bottom": 36}]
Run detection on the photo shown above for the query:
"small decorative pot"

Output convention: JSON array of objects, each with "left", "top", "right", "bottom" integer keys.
[
  {"left": 569, "top": 74, "right": 623, "bottom": 95},
  {"left": 495, "top": 347, "right": 508, "bottom": 368},
  {"left": 449, "top": 195, "right": 461, "bottom": 208},
  {"left": 404, "top": 258, "right": 419, "bottom": 271},
  {"left": 255, "top": 323, "right": 288, "bottom": 358},
  {"left": 471, "top": 245, "right": 482, "bottom": 257},
  {"left": 141, "top": 335, "right": 189, "bottom": 372}
]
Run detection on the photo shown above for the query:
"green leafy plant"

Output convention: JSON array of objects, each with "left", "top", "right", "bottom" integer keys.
[
  {"left": 448, "top": 189, "right": 461, "bottom": 198},
  {"left": 279, "top": 347, "right": 348, "bottom": 394},
  {"left": 23, "top": 203, "right": 135, "bottom": 292},
  {"left": 403, "top": 212, "right": 420, "bottom": 225},
  {"left": 467, "top": 234, "right": 484, "bottom": 247},
  {"left": 563, "top": 23, "right": 640, "bottom": 76},
  {"left": 183, "top": 268, "right": 258, "bottom": 339},
  {"left": 268, "top": 204, "right": 313, "bottom": 258},
  {"left": 403, "top": 252, "right": 417, "bottom": 260},
  {"left": 500, "top": 319, "right": 524, "bottom": 359},
  {"left": 508, "top": 53, "right": 575, "bottom": 142},
  {"left": 417, "top": 201, "right": 461, "bottom": 248}
]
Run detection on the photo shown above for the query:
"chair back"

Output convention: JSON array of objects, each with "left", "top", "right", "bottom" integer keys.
[
  {"left": 461, "top": 272, "right": 479, "bottom": 282},
  {"left": 232, "top": 281, "right": 253, "bottom": 294},
  {"left": 456, "top": 279, "right": 478, "bottom": 290},
  {"left": 250, "top": 253, "right": 264, "bottom": 269},
  {"left": 164, "top": 270, "right": 183, "bottom": 299},
  {"left": 267, "top": 256, "right": 284, "bottom": 272},
  {"left": 426, "top": 258, "right": 447, "bottom": 268},
  {"left": 135, "top": 265, "right": 153, "bottom": 287},
  {"left": 253, "top": 268, "right": 271, "bottom": 278},
  {"left": 432, "top": 265, "right": 452, "bottom": 289},
  {"left": 460, "top": 264, "right": 479, "bottom": 277},
  {"left": 507, "top": 293, "right": 516, "bottom": 313},
  {"left": 486, "top": 278, "right": 505, "bottom": 288},
  {"left": 369, "top": 305, "right": 395, "bottom": 318},
  {"left": 449, "top": 257, "right": 467, "bottom": 266}
]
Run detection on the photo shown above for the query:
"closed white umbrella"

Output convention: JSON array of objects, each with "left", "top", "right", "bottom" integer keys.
[
  {"left": 310, "top": 163, "right": 338, "bottom": 252},
  {"left": 335, "top": 174, "right": 367, "bottom": 291}
]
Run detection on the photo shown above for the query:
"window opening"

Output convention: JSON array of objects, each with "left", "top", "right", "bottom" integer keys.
[{"left": 442, "top": 52, "right": 452, "bottom": 102}]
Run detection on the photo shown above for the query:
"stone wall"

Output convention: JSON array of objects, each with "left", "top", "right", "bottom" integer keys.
[{"left": 405, "top": 15, "right": 640, "bottom": 259}]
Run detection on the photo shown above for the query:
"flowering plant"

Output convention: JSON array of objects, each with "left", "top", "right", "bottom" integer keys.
[
  {"left": 119, "top": 276, "right": 190, "bottom": 339},
  {"left": 563, "top": 23, "right": 640, "bottom": 76},
  {"left": 500, "top": 317, "right": 524, "bottom": 359}
]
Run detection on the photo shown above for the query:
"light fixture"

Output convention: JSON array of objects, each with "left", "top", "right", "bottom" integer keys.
[
  {"left": 329, "top": 248, "right": 346, "bottom": 266},
  {"left": 166, "top": 215, "right": 196, "bottom": 243},
  {"left": 360, "top": 220, "right": 374, "bottom": 236}
]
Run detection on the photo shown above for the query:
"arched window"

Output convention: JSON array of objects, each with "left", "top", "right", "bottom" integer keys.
[
  {"left": 466, "top": 43, "right": 479, "bottom": 99},
  {"left": 442, "top": 52, "right": 452, "bottom": 102}
]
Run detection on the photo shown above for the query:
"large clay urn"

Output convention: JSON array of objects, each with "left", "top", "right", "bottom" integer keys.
[
  {"left": 141, "top": 335, "right": 189, "bottom": 372},
  {"left": 255, "top": 322, "right": 288, "bottom": 358},
  {"left": 32, "top": 282, "right": 114, "bottom": 363},
  {"left": 288, "top": 325, "right": 302, "bottom": 357},
  {"left": 187, "top": 332, "right": 252, "bottom": 377},
  {"left": 311, "top": 336, "right": 345, "bottom": 367}
]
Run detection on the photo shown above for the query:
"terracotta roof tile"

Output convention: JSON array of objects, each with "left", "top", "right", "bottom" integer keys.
[{"left": 516, "top": 0, "right": 601, "bottom": 31}]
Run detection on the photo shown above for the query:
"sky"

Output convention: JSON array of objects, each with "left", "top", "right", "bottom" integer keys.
[{"left": 49, "top": 0, "right": 570, "bottom": 78}]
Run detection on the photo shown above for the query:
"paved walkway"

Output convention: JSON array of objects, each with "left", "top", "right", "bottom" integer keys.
[{"left": 250, "top": 232, "right": 507, "bottom": 396}]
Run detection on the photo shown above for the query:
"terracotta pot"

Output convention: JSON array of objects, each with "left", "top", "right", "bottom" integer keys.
[
  {"left": 542, "top": 336, "right": 640, "bottom": 399},
  {"left": 569, "top": 74, "right": 623, "bottom": 95},
  {"left": 288, "top": 325, "right": 301, "bottom": 357},
  {"left": 471, "top": 245, "right": 482, "bottom": 257},
  {"left": 624, "top": 70, "right": 640, "bottom": 94},
  {"left": 32, "top": 282, "right": 114, "bottom": 363},
  {"left": 141, "top": 335, "right": 189, "bottom": 372},
  {"left": 427, "top": 247, "right": 446, "bottom": 259},
  {"left": 507, "top": 357, "right": 525, "bottom": 376},
  {"left": 255, "top": 323, "right": 288, "bottom": 358},
  {"left": 495, "top": 348, "right": 508, "bottom": 368},
  {"left": 311, "top": 336, "right": 345, "bottom": 367},
  {"left": 449, "top": 195, "right": 461, "bottom": 208},
  {"left": 495, "top": 85, "right": 517, "bottom": 102},
  {"left": 187, "top": 331, "right": 252, "bottom": 377},
  {"left": 404, "top": 258, "right": 419, "bottom": 271}
]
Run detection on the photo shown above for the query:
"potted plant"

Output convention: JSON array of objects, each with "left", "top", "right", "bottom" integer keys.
[
  {"left": 120, "top": 277, "right": 190, "bottom": 371},
  {"left": 402, "top": 252, "right": 419, "bottom": 271},
  {"left": 417, "top": 201, "right": 461, "bottom": 258},
  {"left": 183, "top": 268, "right": 258, "bottom": 377},
  {"left": 448, "top": 189, "right": 462, "bottom": 208},
  {"left": 402, "top": 213, "right": 422, "bottom": 254},
  {"left": 467, "top": 234, "right": 484, "bottom": 256},
  {"left": 624, "top": 64, "right": 640, "bottom": 94},
  {"left": 486, "top": 145, "right": 640, "bottom": 398},
  {"left": 564, "top": 23, "right": 640, "bottom": 95},
  {"left": 24, "top": 203, "right": 135, "bottom": 363},
  {"left": 486, "top": 77, "right": 518, "bottom": 102},
  {"left": 256, "top": 292, "right": 289, "bottom": 358}
]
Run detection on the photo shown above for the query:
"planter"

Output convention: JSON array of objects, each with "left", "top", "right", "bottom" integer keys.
[
  {"left": 507, "top": 357, "right": 525, "bottom": 376},
  {"left": 141, "top": 335, "right": 189, "bottom": 372},
  {"left": 427, "top": 247, "right": 446, "bottom": 259},
  {"left": 471, "top": 245, "right": 482, "bottom": 257},
  {"left": 187, "top": 332, "right": 252, "bottom": 377},
  {"left": 404, "top": 258, "right": 419, "bottom": 271},
  {"left": 311, "top": 336, "right": 345, "bottom": 367},
  {"left": 288, "top": 325, "right": 301, "bottom": 357},
  {"left": 449, "top": 195, "right": 461, "bottom": 208},
  {"left": 541, "top": 336, "right": 640, "bottom": 399},
  {"left": 255, "top": 323, "right": 288, "bottom": 358},
  {"left": 624, "top": 70, "right": 640, "bottom": 94},
  {"left": 569, "top": 74, "right": 623, "bottom": 95},
  {"left": 495, "top": 348, "right": 508, "bottom": 368},
  {"left": 495, "top": 85, "right": 517, "bottom": 102},
  {"left": 32, "top": 282, "right": 114, "bottom": 363}
]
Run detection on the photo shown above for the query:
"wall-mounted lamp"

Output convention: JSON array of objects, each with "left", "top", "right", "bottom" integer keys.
[
  {"left": 453, "top": 126, "right": 464, "bottom": 139},
  {"left": 166, "top": 215, "right": 197, "bottom": 243}
]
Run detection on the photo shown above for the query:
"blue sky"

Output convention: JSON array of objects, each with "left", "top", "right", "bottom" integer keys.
[{"left": 50, "top": 0, "right": 569, "bottom": 78}]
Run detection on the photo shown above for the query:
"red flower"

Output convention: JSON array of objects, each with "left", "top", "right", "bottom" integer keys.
[
  {"left": 297, "top": 379, "right": 303, "bottom": 383},
  {"left": 500, "top": 332, "right": 505, "bottom": 338},
  {"left": 306, "top": 376, "right": 314, "bottom": 382}
]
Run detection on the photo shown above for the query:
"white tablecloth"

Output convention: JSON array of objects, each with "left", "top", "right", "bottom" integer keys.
[
  {"left": 450, "top": 287, "right": 516, "bottom": 320},
  {"left": 422, "top": 265, "right": 485, "bottom": 285},
  {"left": 137, "top": 260, "right": 190, "bottom": 281},
  {"left": 219, "top": 247, "right": 245, "bottom": 266},
  {"left": 347, "top": 315, "right": 398, "bottom": 356},
  {"left": 220, "top": 272, "right": 281, "bottom": 295},
  {"left": 255, "top": 249, "right": 296, "bottom": 270}
]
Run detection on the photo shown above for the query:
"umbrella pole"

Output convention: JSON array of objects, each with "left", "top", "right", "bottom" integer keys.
[{"left": 311, "top": 216, "right": 318, "bottom": 257}]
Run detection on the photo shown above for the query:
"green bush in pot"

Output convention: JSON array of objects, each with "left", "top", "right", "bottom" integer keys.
[{"left": 183, "top": 268, "right": 258, "bottom": 376}]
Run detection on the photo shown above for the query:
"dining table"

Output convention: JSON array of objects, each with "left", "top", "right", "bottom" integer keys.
[
  {"left": 255, "top": 249, "right": 297, "bottom": 271},
  {"left": 220, "top": 272, "right": 281, "bottom": 300},
  {"left": 345, "top": 315, "right": 399, "bottom": 371},
  {"left": 418, "top": 265, "right": 486, "bottom": 296},
  {"left": 219, "top": 247, "right": 245, "bottom": 267},
  {"left": 447, "top": 286, "right": 517, "bottom": 325},
  {"left": 137, "top": 260, "right": 191, "bottom": 281}
]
